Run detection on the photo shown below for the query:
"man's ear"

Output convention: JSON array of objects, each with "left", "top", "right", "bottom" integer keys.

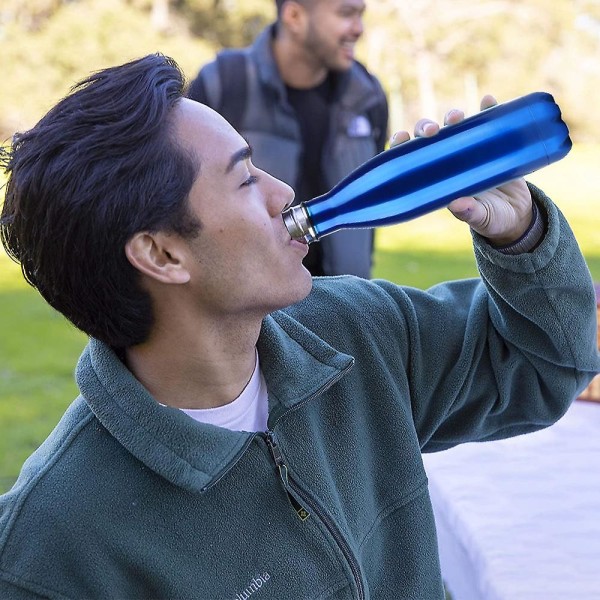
[
  {"left": 281, "top": 0, "right": 309, "bottom": 35},
  {"left": 125, "top": 232, "right": 191, "bottom": 285}
]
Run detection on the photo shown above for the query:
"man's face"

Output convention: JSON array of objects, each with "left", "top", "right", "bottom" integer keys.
[
  {"left": 172, "top": 99, "right": 312, "bottom": 318},
  {"left": 302, "top": 0, "right": 366, "bottom": 72}
]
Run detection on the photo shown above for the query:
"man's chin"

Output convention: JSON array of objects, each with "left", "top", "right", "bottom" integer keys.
[
  {"left": 331, "top": 59, "right": 353, "bottom": 72},
  {"left": 290, "top": 269, "right": 314, "bottom": 306}
]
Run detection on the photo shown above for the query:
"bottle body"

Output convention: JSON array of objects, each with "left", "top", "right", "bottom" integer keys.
[{"left": 282, "top": 92, "right": 572, "bottom": 242}]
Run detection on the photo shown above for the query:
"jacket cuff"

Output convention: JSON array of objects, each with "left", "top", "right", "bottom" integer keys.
[{"left": 489, "top": 200, "right": 545, "bottom": 255}]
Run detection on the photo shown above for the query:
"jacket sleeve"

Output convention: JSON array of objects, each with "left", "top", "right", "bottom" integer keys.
[
  {"left": 372, "top": 184, "right": 599, "bottom": 451},
  {"left": 0, "top": 579, "right": 49, "bottom": 599}
]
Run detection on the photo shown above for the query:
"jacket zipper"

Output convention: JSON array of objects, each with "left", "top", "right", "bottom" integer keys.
[
  {"left": 201, "top": 358, "right": 353, "bottom": 494},
  {"left": 265, "top": 430, "right": 365, "bottom": 600}
]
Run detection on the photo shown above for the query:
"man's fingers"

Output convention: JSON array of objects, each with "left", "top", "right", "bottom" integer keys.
[
  {"left": 414, "top": 119, "right": 440, "bottom": 138},
  {"left": 447, "top": 197, "right": 488, "bottom": 229},
  {"left": 391, "top": 95, "right": 499, "bottom": 149},
  {"left": 443, "top": 109, "right": 464, "bottom": 126},
  {"left": 480, "top": 94, "right": 498, "bottom": 111},
  {"left": 389, "top": 130, "right": 411, "bottom": 148}
]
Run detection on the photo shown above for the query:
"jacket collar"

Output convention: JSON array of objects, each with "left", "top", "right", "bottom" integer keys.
[
  {"left": 252, "top": 24, "right": 285, "bottom": 98},
  {"left": 75, "top": 311, "right": 353, "bottom": 493}
]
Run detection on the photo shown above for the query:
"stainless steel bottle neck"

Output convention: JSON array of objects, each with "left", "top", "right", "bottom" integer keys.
[{"left": 282, "top": 205, "right": 318, "bottom": 243}]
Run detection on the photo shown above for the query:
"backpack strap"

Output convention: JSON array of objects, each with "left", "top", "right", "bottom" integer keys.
[{"left": 215, "top": 49, "right": 248, "bottom": 129}]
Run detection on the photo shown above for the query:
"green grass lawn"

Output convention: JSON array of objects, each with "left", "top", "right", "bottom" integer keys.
[
  {"left": 1, "top": 144, "right": 599, "bottom": 492},
  {"left": 0, "top": 257, "right": 87, "bottom": 491}
]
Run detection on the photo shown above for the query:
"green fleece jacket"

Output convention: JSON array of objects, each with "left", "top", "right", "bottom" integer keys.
[{"left": 1, "top": 189, "right": 598, "bottom": 599}]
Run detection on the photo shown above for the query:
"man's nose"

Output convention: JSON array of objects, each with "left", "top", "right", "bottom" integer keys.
[
  {"left": 352, "top": 16, "right": 364, "bottom": 37},
  {"left": 265, "top": 172, "right": 295, "bottom": 216}
]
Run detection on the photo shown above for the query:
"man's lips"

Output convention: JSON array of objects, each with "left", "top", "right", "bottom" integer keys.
[
  {"left": 290, "top": 237, "right": 309, "bottom": 255},
  {"left": 341, "top": 40, "right": 357, "bottom": 57}
]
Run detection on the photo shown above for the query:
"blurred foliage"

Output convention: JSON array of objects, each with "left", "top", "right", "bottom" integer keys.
[
  {"left": 1, "top": 0, "right": 600, "bottom": 139},
  {"left": 179, "top": 0, "right": 275, "bottom": 46},
  {"left": 0, "top": 0, "right": 215, "bottom": 139},
  {"left": 362, "top": 0, "right": 600, "bottom": 138}
]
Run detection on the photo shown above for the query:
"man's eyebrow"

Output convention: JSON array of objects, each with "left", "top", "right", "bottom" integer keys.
[{"left": 225, "top": 145, "right": 252, "bottom": 174}]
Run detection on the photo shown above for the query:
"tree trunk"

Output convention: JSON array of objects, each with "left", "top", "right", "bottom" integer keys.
[{"left": 151, "top": 0, "right": 170, "bottom": 32}]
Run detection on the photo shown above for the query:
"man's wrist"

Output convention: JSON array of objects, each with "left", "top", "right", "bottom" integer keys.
[{"left": 491, "top": 201, "right": 545, "bottom": 255}]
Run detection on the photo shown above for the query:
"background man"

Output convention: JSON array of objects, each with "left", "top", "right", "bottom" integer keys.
[
  {"left": 187, "top": 0, "right": 388, "bottom": 278},
  {"left": 0, "top": 54, "right": 598, "bottom": 598}
]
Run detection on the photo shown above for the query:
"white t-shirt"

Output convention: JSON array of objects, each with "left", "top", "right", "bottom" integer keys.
[{"left": 179, "top": 352, "right": 268, "bottom": 432}]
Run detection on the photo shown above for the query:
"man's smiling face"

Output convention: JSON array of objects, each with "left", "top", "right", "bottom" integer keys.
[{"left": 301, "top": 0, "right": 366, "bottom": 72}]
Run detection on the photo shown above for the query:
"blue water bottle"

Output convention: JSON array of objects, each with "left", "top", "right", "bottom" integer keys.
[{"left": 282, "top": 92, "right": 572, "bottom": 242}]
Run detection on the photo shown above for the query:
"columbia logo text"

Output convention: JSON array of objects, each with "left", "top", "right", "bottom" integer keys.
[{"left": 233, "top": 572, "right": 271, "bottom": 600}]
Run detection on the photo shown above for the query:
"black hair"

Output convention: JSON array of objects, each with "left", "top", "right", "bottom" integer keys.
[
  {"left": 275, "top": 0, "right": 286, "bottom": 16},
  {"left": 275, "top": 0, "right": 313, "bottom": 19},
  {"left": 0, "top": 53, "right": 201, "bottom": 349}
]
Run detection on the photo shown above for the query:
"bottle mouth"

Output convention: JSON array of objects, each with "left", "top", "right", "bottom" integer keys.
[{"left": 282, "top": 205, "right": 317, "bottom": 243}]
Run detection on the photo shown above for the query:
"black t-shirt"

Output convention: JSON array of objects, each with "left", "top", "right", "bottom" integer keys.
[{"left": 286, "top": 76, "right": 335, "bottom": 275}]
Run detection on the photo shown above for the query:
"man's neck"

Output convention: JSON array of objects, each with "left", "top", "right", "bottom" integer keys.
[
  {"left": 272, "top": 34, "right": 327, "bottom": 89},
  {"left": 125, "top": 313, "right": 262, "bottom": 410}
]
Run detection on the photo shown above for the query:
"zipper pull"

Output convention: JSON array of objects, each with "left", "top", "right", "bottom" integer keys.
[
  {"left": 265, "top": 431, "right": 310, "bottom": 522},
  {"left": 266, "top": 431, "right": 284, "bottom": 468},
  {"left": 266, "top": 431, "right": 289, "bottom": 484}
]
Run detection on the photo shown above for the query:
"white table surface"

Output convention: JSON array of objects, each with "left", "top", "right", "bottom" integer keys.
[{"left": 422, "top": 401, "right": 600, "bottom": 600}]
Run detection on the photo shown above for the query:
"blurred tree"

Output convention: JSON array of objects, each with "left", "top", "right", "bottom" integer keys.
[
  {"left": 0, "top": 0, "right": 213, "bottom": 140},
  {"left": 359, "top": 0, "right": 600, "bottom": 139},
  {"left": 180, "top": 0, "right": 274, "bottom": 47},
  {"left": 151, "top": 0, "right": 171, "bottom": 32},
  {"left": 1, "top": 0, "right": 65, "bottom": 31},
  {"left": 1, "top": 0, "right": 599, "bottom": 142}
]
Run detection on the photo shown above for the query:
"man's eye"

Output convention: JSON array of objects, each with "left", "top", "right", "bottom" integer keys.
[{"left": 241, "top": 175, "right": 258, "bottom": 187}]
